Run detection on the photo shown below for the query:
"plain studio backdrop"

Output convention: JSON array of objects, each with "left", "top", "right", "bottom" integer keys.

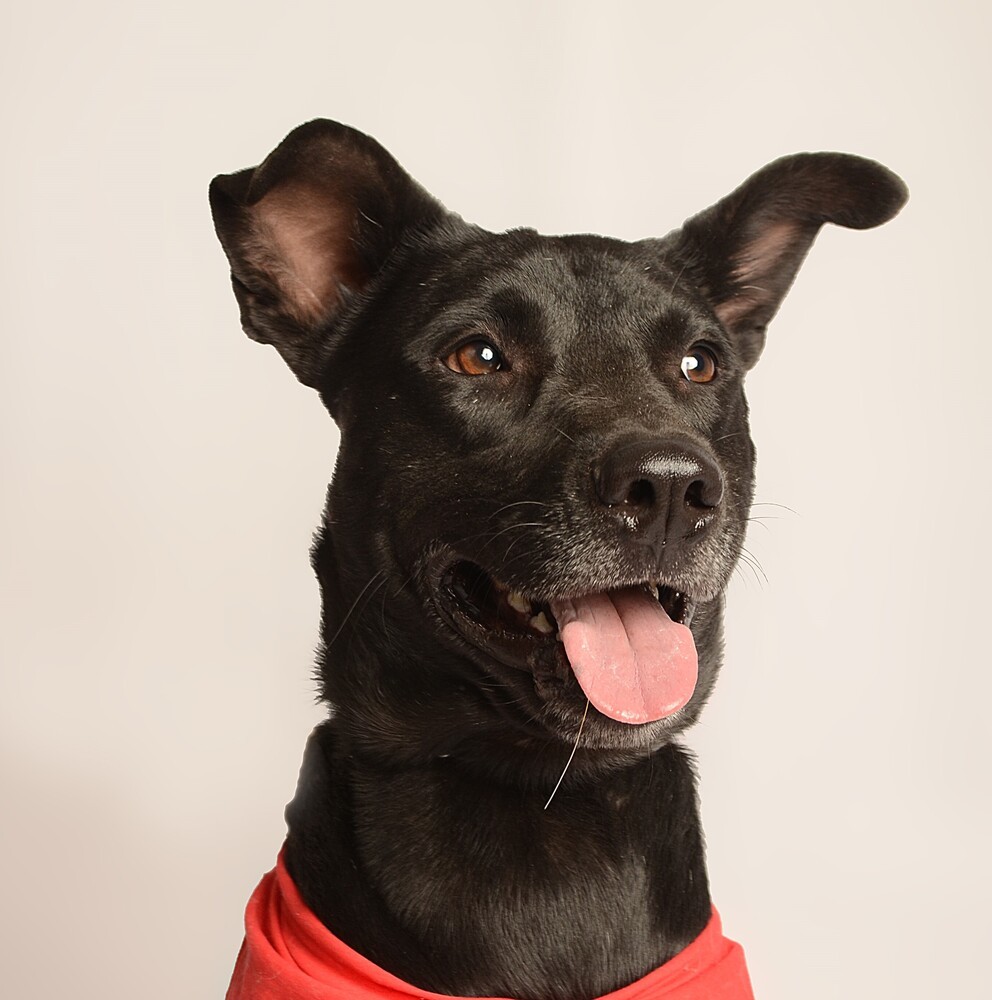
[{"left": 2, "top": 2, "right": 988, "bottom": 997}]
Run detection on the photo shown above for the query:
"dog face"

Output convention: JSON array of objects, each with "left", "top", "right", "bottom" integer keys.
[{"left": 211, "top": 122, "right": 906, "bottom": 770}]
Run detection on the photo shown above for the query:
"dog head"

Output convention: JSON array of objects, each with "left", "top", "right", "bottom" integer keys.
[{"left": 211, "top": 122, "right": 906, "bottom": 774}]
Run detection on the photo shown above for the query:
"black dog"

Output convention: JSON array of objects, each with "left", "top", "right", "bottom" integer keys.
[{"left": 211, "top": 122, "right": 906, "bottom": 1000}]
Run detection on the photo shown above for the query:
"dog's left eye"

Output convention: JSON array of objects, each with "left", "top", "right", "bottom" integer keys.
[
  {"left": 444, "top": 340, "right": 507, "bottom": 376},
  {"left": 680, "top": 345, "right": 718, "bottom": 383}
]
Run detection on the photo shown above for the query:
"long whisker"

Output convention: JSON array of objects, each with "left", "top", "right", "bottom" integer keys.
[
  {"left": 750, "top": 501, "right": 799, "bottom": 516},
  {"left": 735, "top": 547, "right": 768, "bottom": 587},
  {"left": 489, "top": 500, "right": 549, "bottom": 516},
  {"left": 323, "top": 571, "right": 387, "bottom": 650},
  {"left": 544, "top": 699, "right": 590, "bottom": 810},
  {"left": 744, "top": 516, "right": 774, "bottom": 532}
]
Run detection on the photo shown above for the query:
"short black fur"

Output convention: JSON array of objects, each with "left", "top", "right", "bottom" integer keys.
[{"left": 211, "top": 121, "right": 906, "bottom": 1000}]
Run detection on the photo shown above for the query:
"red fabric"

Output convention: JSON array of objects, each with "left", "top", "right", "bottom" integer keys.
[{"left": 227, "top": 850, "right": 754, "bottom": 1000}]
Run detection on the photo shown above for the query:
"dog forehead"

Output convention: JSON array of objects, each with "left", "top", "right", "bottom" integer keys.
[
  {"left": 470, "top": 229, "right": 677, "bottom": 307},
  {"left": 396, "top": 227, "right": 701, "bottom": 352}
]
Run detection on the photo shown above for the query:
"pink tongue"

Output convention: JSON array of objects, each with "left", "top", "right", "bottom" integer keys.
[{"left": 549, "top": 588, "right": 697, "bottom": 725}]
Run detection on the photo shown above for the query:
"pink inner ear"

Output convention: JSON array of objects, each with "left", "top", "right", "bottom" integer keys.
[
  {"left": 252, "top": 183, "right": 358, "bottom": 327},
  {"left": 715, "top": 219, "right": 800, "bottom": 329}
]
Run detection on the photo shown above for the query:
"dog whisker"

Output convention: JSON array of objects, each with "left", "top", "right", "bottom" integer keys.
[
  {"left": 544, "top": 699, "right": 590, "bottom": 810},
  {"left": 449, "top": 519, "right": 549, "bottom": 553},
  {"left": 750, "top": 501, "right": 799, "bottom": 516},
  {"left": 479, "top": 521, "right": 547, "bottom": 544},
  {"left": 323, "top": 571, "right": 388, "bottom": 651},
  {"left": 498, "top": 523, "right": 552, "bottom": 563},
  {"left": 488, "top": 500, "right": 549, "bottom": 519},
  {"left": 744, "top": 516, "right": 773, "bottom": 533},
  {"left": 712, "top": 430, "right": 749, "bottom": 444},
  {"left": 669, "top": 257, "right": 691, "bottom": 295},
  {"left": 736, "top": 547, "right": 769, "bottom": 587}
]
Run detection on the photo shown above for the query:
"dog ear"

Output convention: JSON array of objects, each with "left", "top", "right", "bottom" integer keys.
[
  {"left": 667, "top": 153, "right": 908, "bottom": 368},
  {"left": 210, "top": 120, "right": 445, "bottom": 386}
]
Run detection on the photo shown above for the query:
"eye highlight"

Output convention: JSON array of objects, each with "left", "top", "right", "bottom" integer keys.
[
  {"left": 444, "top": 339, "right": 508, "bottom": 376},
  {"left": 680, "top": 344, "right": 718, "bottom": 384}
]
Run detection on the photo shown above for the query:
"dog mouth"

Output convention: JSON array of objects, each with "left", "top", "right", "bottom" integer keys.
[{"left": 438, "top": 560, "right": 699, "bottom": 725}]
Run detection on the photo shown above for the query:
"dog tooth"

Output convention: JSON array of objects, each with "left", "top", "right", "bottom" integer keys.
[
  {"left": 530, "top": 611, "right": 554, "bottom": 634},
  {"left": 507, "top": 590, "right": 532, "bottom": 614}
]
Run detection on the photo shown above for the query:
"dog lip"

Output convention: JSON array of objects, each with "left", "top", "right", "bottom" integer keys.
[
  {"left": 431, "top": 557, "right": 698, "bottom": 659},
  {"left": 439, "top": 560, "right": 560, "bottom": 650}
]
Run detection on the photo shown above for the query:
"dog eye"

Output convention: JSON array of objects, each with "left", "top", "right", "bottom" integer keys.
[
  {"left": 444, "top": 340, "right": 507, "bottom": 376},
  {"left": 680, "top": 345, "right": 718, "bottom": 383}
]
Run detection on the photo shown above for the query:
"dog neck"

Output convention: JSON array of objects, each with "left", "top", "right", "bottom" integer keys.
[{"left": 283, "top": 720, "right": 711, "bottom": 1000}]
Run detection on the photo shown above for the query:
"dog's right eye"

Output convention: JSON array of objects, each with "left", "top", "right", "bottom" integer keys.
[{"left": 444, "top": 340, "right": 508, "bottom": 376}]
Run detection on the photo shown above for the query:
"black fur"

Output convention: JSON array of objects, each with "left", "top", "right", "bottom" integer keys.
[{"left": 211, "top": 121, "right": 906, "bottom": 1000}]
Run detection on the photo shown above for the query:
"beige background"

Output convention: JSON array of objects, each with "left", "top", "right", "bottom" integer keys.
[{"left": 2, "top": 2, "right": 989, "bottom": 997}]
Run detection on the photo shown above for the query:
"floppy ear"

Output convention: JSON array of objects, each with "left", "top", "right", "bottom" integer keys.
[
  {"left": 667, "top": 153, "right": 908, "bottom": 368},
  {"left": 209, "top": 120, "right": 446, "bottom": 386}
]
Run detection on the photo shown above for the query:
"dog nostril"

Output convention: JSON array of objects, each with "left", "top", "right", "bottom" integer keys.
[
  {"left": 684, "top": 479, "right": 706, "bottom": 510},
  {"left": 625, "top": 479, "right": 655, "bottom": 509},
  {"left": 684, "top": 477, "right": 721, "bottom": 510}
]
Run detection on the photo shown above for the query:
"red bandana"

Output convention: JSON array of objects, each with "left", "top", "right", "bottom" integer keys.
[{"left": 227, "top": 850, "right": 754, "bottom": 1000}]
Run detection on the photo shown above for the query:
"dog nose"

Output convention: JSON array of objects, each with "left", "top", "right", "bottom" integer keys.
[{"left": 593, "top": 437, "right": 724, "bottom": 542}]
